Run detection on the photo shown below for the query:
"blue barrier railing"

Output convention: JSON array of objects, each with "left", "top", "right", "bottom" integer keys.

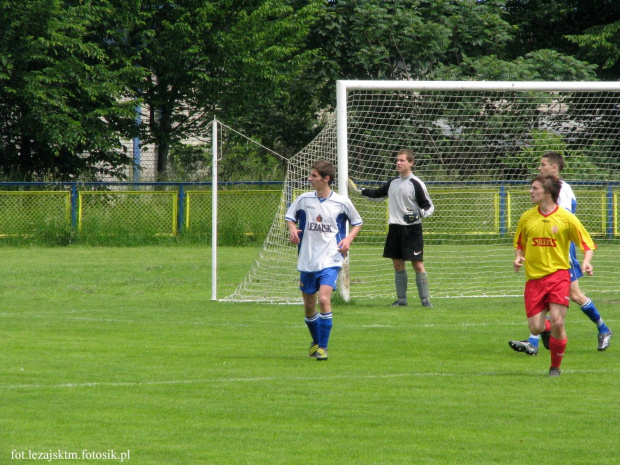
[{"left": 1, "top": 180, "right": 618, "bottom": 238}]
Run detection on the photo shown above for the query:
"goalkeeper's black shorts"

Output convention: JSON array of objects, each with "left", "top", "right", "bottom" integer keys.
[{"left": 383, "top": 223, "right": 424, "bottom": 261}]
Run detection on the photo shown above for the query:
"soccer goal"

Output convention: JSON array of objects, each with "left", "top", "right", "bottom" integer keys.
[{"left": 226, "top": 81, "right": 620, "bottom": 303}]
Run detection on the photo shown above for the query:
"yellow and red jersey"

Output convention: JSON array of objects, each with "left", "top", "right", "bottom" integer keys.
[{"left": 514, "top": 205, "right": 596, "bottom": 281}]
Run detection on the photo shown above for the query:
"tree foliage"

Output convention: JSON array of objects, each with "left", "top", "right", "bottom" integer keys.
[
  {"left": 1, "top": 0, "right": 620, "bottom": 181},
  {"left": 567, "top": 21, "right": 620, "bottom": 78},
  {"left": 503, "top": 1, "right": 620, "bottom": 54},
  {"left": 134, "top": 0, "right": 323, "bottom": 176},
  {"left": 309, "top": 0, "right": 604, "bottom": 110},
  {"left": 0, "top": 0, "right": 142, "bottom": 180}
]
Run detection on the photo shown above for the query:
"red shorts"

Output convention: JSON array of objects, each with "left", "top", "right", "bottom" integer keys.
[{"left": 523, "top": 269, "right": 570, "bottom": 318}]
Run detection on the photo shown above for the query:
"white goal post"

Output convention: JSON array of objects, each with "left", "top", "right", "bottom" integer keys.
[{"left": 227, "top": 80, "right": 620, "bottom": 304}]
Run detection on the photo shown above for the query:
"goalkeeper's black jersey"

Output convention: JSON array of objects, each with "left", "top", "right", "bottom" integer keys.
[{"left": 361, "top": 174, "right": 434, "bottom": 226}]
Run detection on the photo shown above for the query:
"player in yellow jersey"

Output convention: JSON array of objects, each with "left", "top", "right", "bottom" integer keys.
[
  {"left": 509, "top": 151, "right": 612, "bottom": 352},
  {"left": 513, "top": 174, "right": 596, "bottom": 377}
]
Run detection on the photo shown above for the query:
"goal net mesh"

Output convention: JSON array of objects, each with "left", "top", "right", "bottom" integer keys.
[{"left": 226, "top": 82, "right": 620, "bottom": 303}]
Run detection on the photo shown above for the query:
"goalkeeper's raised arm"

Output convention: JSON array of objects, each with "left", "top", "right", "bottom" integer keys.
[{"left": 348, "top": 177, "right": 389, "bottom": 200}]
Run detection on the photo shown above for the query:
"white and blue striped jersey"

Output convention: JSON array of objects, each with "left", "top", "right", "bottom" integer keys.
[
  {"left": 285, "top": 191, "right": 363, "bottom": 272},
  {"left": 558, "top": 180, "right": 577, "bottom": 214},
  {"left": 559, "top": 180, "right": 582, "bottom": 278}
]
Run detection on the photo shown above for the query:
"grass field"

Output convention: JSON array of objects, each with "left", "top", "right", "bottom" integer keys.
[{"left": 1, "top": 246, "right": 618, "bottom": 464}]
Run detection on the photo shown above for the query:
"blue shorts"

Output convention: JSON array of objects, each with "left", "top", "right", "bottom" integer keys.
[
  {"left": 299, "top": 267, "right": 340, "bottom": 295},
  {"left": 568, "top": 243, "right": 582, "bottom": 282}
]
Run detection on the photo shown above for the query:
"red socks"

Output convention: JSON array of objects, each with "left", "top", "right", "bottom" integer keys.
[{"left": 549, "top": 336, "right": 567, "bottom": 369}]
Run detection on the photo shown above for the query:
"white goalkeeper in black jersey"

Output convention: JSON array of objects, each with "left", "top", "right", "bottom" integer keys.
[{"left": 348, "top": 148, "right": 435, "bottom": 307}]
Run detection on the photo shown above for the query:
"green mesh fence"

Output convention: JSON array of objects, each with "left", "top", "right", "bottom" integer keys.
[
  {"left": 185, "top": 189, "right": 282, "bottom": 244},
  {"left": 78, "top": 191, "right": 179, "bottom": 237},
  {"left": 0, "top": 184, "right": 617, "bottom": 246},
  {"left": 0, "top": 183, "right": 285, "bottom": 245},
  {"left": 0, "top": 191, "right": 71, "bottom": 237}
]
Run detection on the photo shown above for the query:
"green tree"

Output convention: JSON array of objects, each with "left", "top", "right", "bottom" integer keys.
[
  {"left": 309, "top": 0, "right": 576, "bottom": 109},
  {"left": 503, "top": 0, "right": 620, "bottom": 79},
  {"left": 307, "top": 0, "right": 606, "bottom": 110},
  {"left": 134, "top": 0, "right": 323, "bottom": 177},
  {"left": 308, "top": 0, "right": 457, "bottom": 105},
  {"left": 449, "top": 49, "right": 597, "bottom": 81},
  {"left": 566, "top": 21, "right": 620, "bottom": 79},
  {"left": 0, "top": 0, "right": 142, "bottom": 180}
]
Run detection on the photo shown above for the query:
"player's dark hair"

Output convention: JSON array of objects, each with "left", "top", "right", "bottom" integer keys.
[
  {"left": 397, "top": 148, "right": 415, "bottom": 166},
  {"left": 542, "top": 151, "right": 565, "bottom": 173},
  {"left": 533, "top": 174, "right": 561, "bottom": 203},
  {"left": 311, "top": 160, "right": 335, "bottom": 186}
]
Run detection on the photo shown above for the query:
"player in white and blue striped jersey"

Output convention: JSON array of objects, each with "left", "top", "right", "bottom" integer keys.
[{"left": 285, "top": 160, "right": 363, "bottom": 361}]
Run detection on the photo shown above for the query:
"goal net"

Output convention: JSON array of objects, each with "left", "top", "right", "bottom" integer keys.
[{"left": 227, "top": 81, "right": 620, "bottom": 303}]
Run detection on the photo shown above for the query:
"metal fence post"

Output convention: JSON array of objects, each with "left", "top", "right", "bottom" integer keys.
[
  {"left": 178, "top": 184, "right": 185, "bottom": 235},
  {"left": 499, "top": 184, "right": 507, "bottom": 237},
  {"left": 71, "top": 183, "right": 78, "bottom": 230},
  {"left": 607, "top": 185, "right": 614, "bottom": 239},
  {"left": 212, "top": 119, "right": 218, "bottom": 301}
]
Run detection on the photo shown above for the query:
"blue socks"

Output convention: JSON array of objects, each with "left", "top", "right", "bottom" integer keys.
[
  {"left": 306, "top": 312, "right": 333, "bottom": 348},
  {"left": 305, "top": 313, "right": 319, "bottom": 344},
  {"left": 581, "top": 299, "right": 610, "bottom": 333},
  {"left": 528, "top": 334, "right": 540, "bottom": 349},
  {"left": 318, "top": 312, "right": 333, "bottom": 349}
]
